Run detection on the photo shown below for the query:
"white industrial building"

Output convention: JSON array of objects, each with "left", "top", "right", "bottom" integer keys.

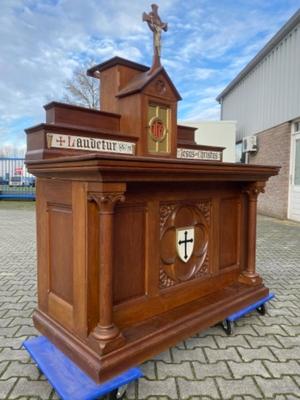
[
  {"left": 181, "top": 121, "right": 236, "bottom": 163},
  {"left": 217, "top": 9, "right": 300, "bottom": 221}
]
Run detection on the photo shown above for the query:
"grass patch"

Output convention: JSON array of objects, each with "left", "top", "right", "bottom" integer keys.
[{"left": 0, "top": 201, "right": 35, "bottom": 210}]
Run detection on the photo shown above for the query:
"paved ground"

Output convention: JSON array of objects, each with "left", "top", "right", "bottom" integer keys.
[{"left": 0, "top": 203, "right": 300, "bottom": 400}]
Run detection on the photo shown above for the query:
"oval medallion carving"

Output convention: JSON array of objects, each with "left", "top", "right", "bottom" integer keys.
[{"left": 160, "top": 201, "right": 210, "bottom": 288}]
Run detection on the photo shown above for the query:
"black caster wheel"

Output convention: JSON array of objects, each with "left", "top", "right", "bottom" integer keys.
[
  {"left": 222, "top": 319, "right": 234, "bottom": 335},
  {"left": 106, "top": 385, "right": 127, "bottom": 400},
  {"left": 256, "top": 303, "right": 266, "bottom": 316}
]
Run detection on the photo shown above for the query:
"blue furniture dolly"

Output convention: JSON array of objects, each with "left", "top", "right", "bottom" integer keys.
[
  {"left": 221, "top": 293, "right": 275, "bottom": 335},
  {"left": 23, "top": 336, "right": 143, "bottom": 400}
]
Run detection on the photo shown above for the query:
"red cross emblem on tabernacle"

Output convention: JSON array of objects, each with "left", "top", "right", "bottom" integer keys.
[
  {"left": 150, "top": 117, "right": 165, "bottom": 141},
  {"left": 57, "top": 136, "right": 66, "bottom": 146}
]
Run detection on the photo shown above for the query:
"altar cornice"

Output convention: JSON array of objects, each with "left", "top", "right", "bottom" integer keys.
[{"left": 26, "top": 152, "right": 280, "bottom": 182}]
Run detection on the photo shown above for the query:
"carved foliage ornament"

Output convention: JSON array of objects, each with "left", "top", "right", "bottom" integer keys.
[{"left": 88, "top": 192, "right": 125, "bottom": 212}]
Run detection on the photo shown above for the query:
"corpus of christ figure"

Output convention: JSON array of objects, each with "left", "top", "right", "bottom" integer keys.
[{"left": 143, "top": 4, "right": 168, "bottom": 68}]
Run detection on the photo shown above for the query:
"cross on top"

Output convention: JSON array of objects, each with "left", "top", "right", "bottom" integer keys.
[{"left": 143, "top": 4, "right": 168, "bottom": 69}]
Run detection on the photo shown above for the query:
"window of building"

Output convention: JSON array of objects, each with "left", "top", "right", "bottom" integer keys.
[{"left": 294, "top": 121, "right": 300, "bottom": 186}]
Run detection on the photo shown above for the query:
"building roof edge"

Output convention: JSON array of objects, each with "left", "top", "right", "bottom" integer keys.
[{"left": 216, "top": 9, "right": 300, "bottom": 102}]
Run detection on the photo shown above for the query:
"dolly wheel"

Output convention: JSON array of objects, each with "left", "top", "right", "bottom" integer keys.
[
  {"left": 256, "top": 304, "right": 266, "bottom": 316},
  {"left": 106, "top": 385, "right": 127, "bottom": 400},
  {"left": 222, "top": 319, "right": 234, "bottom": 336}
]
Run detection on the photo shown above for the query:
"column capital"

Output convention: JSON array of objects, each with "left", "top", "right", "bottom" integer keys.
[
  {"left": 242, "top": 181, "right": 265, "bottom": 200},
  {"left": 88, "top": 191, "right": 125, "bottom": 212}
]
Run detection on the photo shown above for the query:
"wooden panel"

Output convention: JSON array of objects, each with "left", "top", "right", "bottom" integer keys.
[
  {"left": 219, "top": 197, "right": 239, "bottom": 269},
  {"left": 72, "top": 181, "right": 88, "bottom": 338},
  {"left": 45, "top": 102, "right": 120, "bottom": 131},
  {"left": 113, "top": 203, "right": 147, "bottom": 304},
  {"left": 48, "top": 204, "right": 73, "bottom": 304},
  {"left": 87, "top": 199, "right": 99, "bottom": 333},
  {"left": 48, "top": 292, "right": 74, "bottom": 331}
]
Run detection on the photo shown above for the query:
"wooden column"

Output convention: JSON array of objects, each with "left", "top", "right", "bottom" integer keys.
[
  {"left": 88, "top": 184, "right": 126, "bottom": 354},
  {"left": 239, "top": 182, "right": 265, "bottom": 286}
]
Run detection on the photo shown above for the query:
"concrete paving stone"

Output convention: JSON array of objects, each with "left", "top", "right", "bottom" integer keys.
[
  {"left": 177, "top": 377, "right": 220, "bottom": 399},
  {"left": 4, "top": 309, "right": 33, "bottom": 318},
  {"left": 255, "top": 376, "right": 300, "bottom": 397},
  {"left": 0, "top": 327, "right": 20, "bottom": 339},
  {"left": 285, "top": 316, "right": 300, "bottom": 324},
  {"left": 255, "top": 316, "right": 293, "bottom": 326},
  {"left": 1, "top": 361, "right": 40, "bottom": 380},
  {"left": 184, "top": 336, "right": 218, "bottom": 349},
  {"left": 138, "top": 377, "right": 178, "bottom": 399},
  {"left": 281, "top": 325, "right": 300, "bottom": 336},
  {"left": 275, "top": 336, "right": 300, "bottom": 348},
  {"left": 214, "top": 335, "right": 250, "bottom": 349},
  {"left": 0, "top": 318, "right": 14, "bottom": 328},
  {"left": 268, "top": 308, "right": 297, "bottom": 317},
  {"left": 0, "top": 362, "right": 9, "bottom": 377},
  {"left": 0, "top": 310, "right": 8, "bottom": 319},
  {"left": 272, "top": 300, "right": 298, "bottom": 309},
  {"left": 192, "top": 361, "right": 232, "bottom": 379},
  {"left": 264, "top": 360, "right": 300, "bottom": 378},
  {"left": 19, "top": 296, "right": 37, "bottom": 303},
  {"left": 238, "top": 347, "right": 277, "bottom": 362},
  {"left": 156, "top": 361, "right": 194, "bottom": 379},
  {"left": 172, "top": 348, "right": 206, "bottom": 363},
  {"left": 252, "top": 324, "right": 290, "bottom": 336},
  {"left": 0, "top": 302, "right": 26, "bottom": 311},
  {"left": 0, "top": 348, "right": 30, "bottom": 363},
  {"left": 22, "top": 302, "right": 37, "bottom": 311},
  {"left": 9, "top": 378, "right": 52, "bottom": 399},
  {"left": 0, "top": 297, "right": 22, "bottom": 304},
  {"left": 8, "top": 317, "right": 33, "bottom": 328},
  {"left": 271, "top": 347, "right": 300, "bottom": 362},
  {"left": 152, "top": 349, "right": 172, "bottom": 363},
  {"left": 14, "top": 325, "right": 39, "bottom": 337},
  {"left": 228, "top": 324, "right": 259, "bottom": 336},
  {"left": 227, "top": 360, "right": 271, "bottom": 379},
  {"left": 285, "top": 395, "right": 300, "bottom": 400},
  {"left": 216, "top": 376, "right": 262, "bottom": 398},
  {"left": 245, "top": 334, "right": 283, "bottom": 349},
  {"left": 205, "top": 347, "right": 242, "bottom": 363},
  {"left": 140, "top": 361, "right": 156, "bottom": 380},
  {"left": 0, "top": 337, "right": 28, "bottom": 350},
  {"left": 0, "top": 377, "right": 17, "bottom": 398}
]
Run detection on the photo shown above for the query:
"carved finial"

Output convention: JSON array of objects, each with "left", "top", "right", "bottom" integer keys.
[{"left": 143, "top": 4, "right": 168, "bottom": 70}]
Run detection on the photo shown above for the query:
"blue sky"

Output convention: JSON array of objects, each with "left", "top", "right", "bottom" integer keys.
[{"left": 0, "top": 0, "right": 299, "bottom": 150}]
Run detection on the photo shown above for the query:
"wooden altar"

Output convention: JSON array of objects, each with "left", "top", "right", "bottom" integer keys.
[{"left": 25, "top": 5, "right": 279, "bottom": 383}]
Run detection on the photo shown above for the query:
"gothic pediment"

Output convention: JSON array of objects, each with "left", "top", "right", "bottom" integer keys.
[{"left": 116, "top": 67, "right": 181, "bottom": 101}]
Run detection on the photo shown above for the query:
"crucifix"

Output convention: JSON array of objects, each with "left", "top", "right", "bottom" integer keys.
[{"left": 143, "top": 4, "right": 168, "bottom": 70}]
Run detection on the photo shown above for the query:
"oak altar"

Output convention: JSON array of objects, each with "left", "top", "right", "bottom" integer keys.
[{"left": 25, "top": 5, "right": 279, "bottom": 383}]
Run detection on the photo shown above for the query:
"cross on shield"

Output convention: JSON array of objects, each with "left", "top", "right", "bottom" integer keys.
[{"left": 176, "top": 227, "right": 194, "bottom": 263}]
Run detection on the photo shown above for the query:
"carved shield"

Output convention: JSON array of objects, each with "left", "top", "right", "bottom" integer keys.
[{"left": 176, "top": 227, "right": 194, "bottom": 263}]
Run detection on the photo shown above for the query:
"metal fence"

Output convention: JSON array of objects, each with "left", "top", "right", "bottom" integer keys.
[{"left": 0, "top": 157, "right": 35, "bottom": 200}]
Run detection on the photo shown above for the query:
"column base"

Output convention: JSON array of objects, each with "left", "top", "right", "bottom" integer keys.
[
  {"left": 238, "top": 273, "right": 262, "bottom": 286},
  {"left": 88, "top": 325, "right": 125, "bottom": 355}
]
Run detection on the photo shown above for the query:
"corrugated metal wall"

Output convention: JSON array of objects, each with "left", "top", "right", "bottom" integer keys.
[{"left": 222, "top": 23, "right": 300, "bottom": 142}]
